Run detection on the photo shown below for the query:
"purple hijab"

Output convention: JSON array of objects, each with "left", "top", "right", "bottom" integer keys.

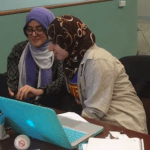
[{"left": 24, "top": 7, "right": 55, "bottom": 35}]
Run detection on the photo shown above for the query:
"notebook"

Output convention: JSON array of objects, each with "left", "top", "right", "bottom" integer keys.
[{"left": 0, "top": 96, "right": 104, "bottom": 149}]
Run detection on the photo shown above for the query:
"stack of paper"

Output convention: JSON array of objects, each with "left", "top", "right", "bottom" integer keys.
[
  {"left": 78, "top": 132, "right": 144, "bottom": 150},
  {"left": 86, "top": 138, "right": 144, "bottom": 150}
]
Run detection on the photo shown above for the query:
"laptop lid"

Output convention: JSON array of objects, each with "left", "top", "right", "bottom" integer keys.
[{"left": 0, "top": 96, "right": 103, "bottom": 149}]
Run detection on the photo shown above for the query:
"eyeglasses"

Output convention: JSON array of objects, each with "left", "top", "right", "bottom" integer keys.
[{"left": 26, "top": 28, "right": 45, "bottom": 35}]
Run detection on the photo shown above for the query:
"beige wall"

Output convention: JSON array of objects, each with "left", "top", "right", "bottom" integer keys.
[{"left": 138, "top": 0, "right": 150, "bottom": 16}]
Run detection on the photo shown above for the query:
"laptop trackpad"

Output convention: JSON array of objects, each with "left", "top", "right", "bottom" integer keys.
[{"left": 58, "top": 116, "right": 83, "bottom": 128}]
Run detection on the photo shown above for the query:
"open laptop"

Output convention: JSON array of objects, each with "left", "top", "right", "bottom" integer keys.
[{"left": 0, "top": 96, "right": 104, "bottom": 149}]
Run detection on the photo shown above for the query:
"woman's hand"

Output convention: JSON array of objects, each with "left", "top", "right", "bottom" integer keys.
[
  {"left": 8, "top": 88, "right": 14, "bottom": 97},
  {"left": 16, "top": 85, "right": 44, "bottom": 100}
]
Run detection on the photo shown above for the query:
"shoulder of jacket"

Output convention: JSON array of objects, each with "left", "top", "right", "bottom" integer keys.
[
  {"left": 13, "top": 40, "right": 28, "bottom": 49},
  {"left": 11, "top": 40, "right": 28, "bottom": 56}
]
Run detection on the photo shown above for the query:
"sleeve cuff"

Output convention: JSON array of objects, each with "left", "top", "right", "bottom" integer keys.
[{"left": 38, "top": 87, "right": 47, "bottom": 96}]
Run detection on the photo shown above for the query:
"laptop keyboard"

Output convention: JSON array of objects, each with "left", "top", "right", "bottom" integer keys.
[{"left": 63, "top": 126, "right": 87, "bottom": 143}]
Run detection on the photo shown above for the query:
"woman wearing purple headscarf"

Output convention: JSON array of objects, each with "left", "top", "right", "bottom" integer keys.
[
  {"left": 47, "top": 15, "right": 148, "bottom": 133},
  {"left": 7, "top": 7, "right": 65, "bottom": 107}
]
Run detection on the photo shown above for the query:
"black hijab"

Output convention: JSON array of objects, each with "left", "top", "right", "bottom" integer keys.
[{"left": 48, "top": 15, "right": 95, "bottom": 79}]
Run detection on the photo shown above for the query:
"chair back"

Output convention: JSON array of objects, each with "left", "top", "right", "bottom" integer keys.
[
  {"left": 119, "top": 55, "right": 150, "bottom": 86},
  {"left": 119, "top": 55, "right": 150, "bottom": 134}
]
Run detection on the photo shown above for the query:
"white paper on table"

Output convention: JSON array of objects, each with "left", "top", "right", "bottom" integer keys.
[
  {"left": 109, "top": 131, "right": 129, "bottom": 139},
  {"left": 82, "top": 143, "right": 88, "bottom": 150},
  {"left": 141, "top": 139, "right": 145, "bottom": 150},
  {"left": 105, "top": 131, "right": 144, "bottom": 150},
  {"left": 58, "top": 112, "right": 88, "bottom": 122},
  {"left": 86, "top": 137, "right": 143, "bottom": 150}
]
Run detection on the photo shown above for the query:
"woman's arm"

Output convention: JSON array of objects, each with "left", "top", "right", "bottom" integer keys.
[
  {"left": 81, "top": 59, "right": 115, "bottom": 119},
  {"left": 16, "top": 59, "right": 65, "bottom": 100}
]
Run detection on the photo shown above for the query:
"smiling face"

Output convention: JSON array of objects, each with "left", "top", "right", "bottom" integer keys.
[
  {"left": 27, "top": 20, "right": 47, "bottom": 47},
  {"left": 48, "top": 39, "right": 69, "bottom": 61}
]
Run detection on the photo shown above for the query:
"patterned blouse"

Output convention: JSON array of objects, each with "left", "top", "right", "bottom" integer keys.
[{"left": 7, "top": 40, "right": 65, "bottom": 95}]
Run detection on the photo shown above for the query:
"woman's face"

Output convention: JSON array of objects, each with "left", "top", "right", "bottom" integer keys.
[
  {"left": 26, "top": 20, "right": 47, "bottom": 47},
  {"left": 48, "top": 40, "right": 69, "bottom": 61}
]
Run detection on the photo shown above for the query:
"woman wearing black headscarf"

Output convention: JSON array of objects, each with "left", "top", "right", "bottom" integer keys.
[{"left": 47, "top": 15, "right": 147, "bottom": 134}]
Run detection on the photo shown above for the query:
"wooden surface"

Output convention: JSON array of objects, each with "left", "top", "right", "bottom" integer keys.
[
  {"left": 1, "top": 108, "right": 150, "bottom": 150},
  {"left": 0, "top": 0, "right": 112, "bottom": 16}
]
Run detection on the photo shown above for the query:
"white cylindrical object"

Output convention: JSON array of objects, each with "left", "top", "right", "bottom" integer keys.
[{"left": 14, "top": 134, "right": 31, "bottom": 150}]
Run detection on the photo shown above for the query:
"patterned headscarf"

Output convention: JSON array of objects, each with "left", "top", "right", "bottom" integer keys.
[{"left": 48, "top": 15, "right": 95, "bottom": 79}]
